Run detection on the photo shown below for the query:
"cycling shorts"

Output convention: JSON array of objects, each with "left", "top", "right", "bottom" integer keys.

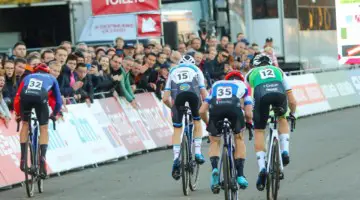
[
  {"left": 253, "top": 81, "right": 287, "bottom": 129},
  {"left": 207, "top": 97, "right": 245, "bottom": 136},
  {"left": 171, "top": 91, "right": 201, "bottom": 127},
  {"left": 20, "top": 89, "right": 49, "bottom": 126}
]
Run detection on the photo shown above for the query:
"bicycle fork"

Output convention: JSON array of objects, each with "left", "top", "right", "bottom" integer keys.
[{"left": 266, "top": 129, "right": 284, "bottom": 174}]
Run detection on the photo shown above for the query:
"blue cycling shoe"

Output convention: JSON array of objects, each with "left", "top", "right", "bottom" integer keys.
[
  {"left": 195, "top": 154, "right": 205, "bottom": 165},
  {"left": 237, "top": 176, "right": 248, "bottom": 189},
  {"left": 256, "top": 168, "right": 267, "bottom": 191},
  {"left": 171, "top": 158, "right": 181, "bottom": 181},
  {"left": 282, "top": 151, "right": 290, "bottom": 166},
  {"left": 210, "top": 168, "right": 220, "bottom": 194}
]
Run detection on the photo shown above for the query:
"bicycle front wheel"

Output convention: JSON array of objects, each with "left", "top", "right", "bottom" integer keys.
[
  {"left": 222, "top": 146, "right": 231, "bottom": 200},
  {"left": 266, "top": 139, "right": 281, "bottom": 200},
  {"left": 24, "top": 141, "right": 35, "bottom": 197},
  {"left": 181, "top": 135, "right": 190, "bottom": 196},
  {"left": 189, "top": 138, "right": 200, "bottom": 191}
]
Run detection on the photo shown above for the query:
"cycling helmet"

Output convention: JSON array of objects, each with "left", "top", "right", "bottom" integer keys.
[
  {"left": 33, "top": 63, "right": 50, "bottom": 73},
  {"left": 252, "top": 53, "right": 273, "bottom": 67},
  {"left": 224, "top": 70, "right": 245, "bottom": 81},
  {"left": 179, "top": 55, "right": 196, "bottom": 65}
]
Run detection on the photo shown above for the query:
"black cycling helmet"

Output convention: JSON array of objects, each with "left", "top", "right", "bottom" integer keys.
[{"left": 252, "top": 53, "right": 273, "bottom": 67}]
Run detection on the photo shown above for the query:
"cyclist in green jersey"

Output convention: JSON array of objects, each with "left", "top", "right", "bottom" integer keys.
[{"left": 245, "top": 54, "right": 297, "bottom": 191}]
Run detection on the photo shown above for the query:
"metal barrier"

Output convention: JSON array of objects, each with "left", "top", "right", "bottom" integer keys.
[
  {"left": 286, "top": 64, "right": 359, "bottom": 76},
  {"left": 93, "top": 91, "right": 112, "bottom": 99}
]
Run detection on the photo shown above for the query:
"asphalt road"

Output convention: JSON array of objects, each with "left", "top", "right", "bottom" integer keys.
[{"left": 1, "top": 107, "right": 360, "bottom": 200}]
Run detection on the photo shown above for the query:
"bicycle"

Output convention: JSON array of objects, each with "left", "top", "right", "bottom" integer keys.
[
  {"left": 265, "top": 107, "right": 296, "bottom": 200},
  {"left": 179, "top": 106, "right": 200, "bottom": 196},
  {"left": 17, "top": 112, "right": 56, "bottom": 198}
]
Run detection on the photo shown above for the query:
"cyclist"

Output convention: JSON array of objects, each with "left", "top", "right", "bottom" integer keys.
[
  {"left": 199, "top": 70, "right": 253, "bottom": 193},
  {"left": 162, "top": 55, "right": 208, "bottom": 180},
  {"left": 245, "top": 54, "right": 297, "bottom": 191},
  {"left": 14, "top": 63, "right": 62, "bottom": 179}
]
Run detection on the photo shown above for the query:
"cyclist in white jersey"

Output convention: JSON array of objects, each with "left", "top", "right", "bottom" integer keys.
[{"left": 162, "top": 55, "right": 208, "bottom": 180}]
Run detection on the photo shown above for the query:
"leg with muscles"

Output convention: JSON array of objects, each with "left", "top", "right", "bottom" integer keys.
[
  {"left": 254, "top": 129, "right": 267, "bottom": 191},
  {"left": 209, "top": 136, "right": 221, "bottom": 193},
  {"left": 234, "top": 132, "right": 248, "bottom": 189},
  {"left": 172, "top": 126, "right": 182, "bottom": 180},
  {"left": 193, "top": 119, "right": 205, "bottom": 164},
  {"left": 19, "top": 122, "right": 30, "bottom": 172},
  {"left": 278, "top": 117, "right": 290, "bottom": 166},
  {"left": 39, "top": 125, "right": 49, "bottom": 178}
]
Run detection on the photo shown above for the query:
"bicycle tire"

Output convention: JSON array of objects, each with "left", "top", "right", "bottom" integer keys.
[
  {"left": 24, "top": 141, "right": 35, "bottom": 197},
  {"left": 189, "top": 141, "right": 200, "bottom": 191},
  {"left": 222, "top": 146, "right": 231, "bottom": 200},
  {"left": 266, "top": 139, "right": 280, "bottom": 200},
  {"left": 181, "top": 134, "right": 190, "bottom": 196},
  {"left": 37, "top": 143, "right": 44, "bottom": 193}
]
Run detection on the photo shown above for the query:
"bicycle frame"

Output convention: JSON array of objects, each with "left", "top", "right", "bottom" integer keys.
[
  {"left": 219, "top": 119, "right": 236, "bottom": 186},
  {"left": 182, "top": 107, "right": 194, "bottom": 158},
  {"left": 266, "top": 115, "right": 284, "bottom": 174}
]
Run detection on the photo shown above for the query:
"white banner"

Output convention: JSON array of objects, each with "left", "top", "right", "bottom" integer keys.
[{"left": 79, "top": 14, "right": 137, "bottom": 42}]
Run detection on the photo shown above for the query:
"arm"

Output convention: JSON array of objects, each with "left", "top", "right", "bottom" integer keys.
[
  {"left": 0, "top": 99, "right": 11, "bottom": 119},
  {"left": 197, "top": 70, "right": 208, "bottom": 100},
  {"left": 162, "top": 76, "right": 172, "bottom": 108},
  {"left": 14, "top": 81, "right": 24, "bottom": 116},
  {"left": 119, "top": 74, "right": 135, "bottom": 102},
  {"left": 51, "top": 78, "right": 63, "bottom": 115},
  {"left": 282, "top": 73, "right": 297, "bottom": 114}
]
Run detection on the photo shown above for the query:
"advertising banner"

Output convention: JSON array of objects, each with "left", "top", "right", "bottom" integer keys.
[
  {"left": 99, "top": 98, "right": 145, "bottom": 154},
  {"left": 288, "top": 74, "right": 331, "bottom": 116},
  {"left": 315, "top": 71, "right": 360, "bottom": 109},
  {"left": 137, "top": 14, "right": 162, "bottom": 37},
  {"left": 136, "top": 93, "right": 172, "bottom": 146},
  {"left": 92, "top": 0, "right": 160, "bottom": 16},
  {"left": 79, "top": 14, "right": 137, "bottom": 42},
  {"left": 346, "top": 69, "right": 360, "bottom": 97},
  {"left": 335, "top": 0, "right": 360, "bottom": 64}
]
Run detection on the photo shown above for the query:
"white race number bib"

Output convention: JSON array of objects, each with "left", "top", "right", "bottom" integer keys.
[
  {"left": 216, "top": 86, "right": 232, "bottom": 99},
  {"left": 28, "top": 78, "right": 43, "bottom": 90},
  {"left": 175, "top": 71, "right": 191, "bottom": 83},
  {"left": 260, "top": 68, "right": 275, "bottom": 79}
]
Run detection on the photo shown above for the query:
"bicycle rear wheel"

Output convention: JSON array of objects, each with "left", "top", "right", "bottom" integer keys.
[
  {"left": 189, "top": 138, "right": 200, "bottom": 191},
  {"left": 266, "top": 139, "right": 280, "bottom": 200},
  {"left": 24, "top": 141, "right": 35, "bottom": 197},
  {"left": 222, "top": 146, "right": 231, "bottom": 200},
  {"left": 181, "top": 135, "right": 190, "bottom": 196}
]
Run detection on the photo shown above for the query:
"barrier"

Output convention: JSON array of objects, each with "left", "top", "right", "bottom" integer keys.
[{"left": 1, "top": 69, "right": 360, "bottom": 188}]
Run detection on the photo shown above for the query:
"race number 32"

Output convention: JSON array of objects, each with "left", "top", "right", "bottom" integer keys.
[
  {"left": 28, "top": 78, "right": 43, "bottom": 90},
  {"left": 176, "top": 71, "right": 190, "bottom": 83},
  {"left": 216, "top": 87, "right": 232, "bottom": 99},
  {"left": 260, "top": 68, "right": 275, "bottom": 79}
]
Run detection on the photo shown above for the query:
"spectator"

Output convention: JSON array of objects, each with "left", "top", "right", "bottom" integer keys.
[
  {"left": 207, "top": 36, "right": 218, "bottom": 49},
  {"left": 55, "top": 46, "right": 68, "bottom": 66},
  {"left": 58, "top": 54, "right": 83, "bottom": 98},
  {"left": 226, "top": 43, "right": 235, "bottom": 56},
  {"left": 49, "top": 61, "right": 62, "bottom": 79},
  {"left": 76, "top": 42, "right": 88, "bottom": 52},
  {"left": 14, "top": 58, "right": 26, "bottom": 83},
  {"left": 74, "top": 63, "right": 93, "bottom": 106},
  {"left": 155, "top": 63, "right": 169, "bottom": 99},
  {"left": 94, "top": 56, "right": 113, "bottom": 96},
  {"left": 178, "top": 43, "right": 187, "bottom": 55},
  {"left": 88, "top": 47, "right": 96, "bottom": 59},
  {"left": 11, "top": 42, "right": 27, "bottom": 60},
  {"left": 114, "top": 37, "right": 124, "bottom": 55},
  {"left": 3, "top": 60, "right": 16, "bottom": 110},
  {"left": 119, "top": 56, "right": 136, "bottom": 107},
  {"left": 144, "top": 43, "right": 155, "bottom": 54},
  {"left": 169, "top": 51, "right": 181, "bottom": 67},
  {"left": 41, "top": 49, "right": 55, "bottom": 64},
  {"left": 110, "top": 54, "right": 124, "bottom": 88},
  {"left": 135, "top": 43, "right": 144, "bottom": 54},
  {"left": 218, "top": 35, "right": 230, "bottom": 50},
  {"left": 60, "top": 41, "right": 72, "bottom": 54},
  {"left": 27, "top": 51, "right": 40, "bottom": 59},
  {"left": 96, "top": 48, "right": 106, "bottom": 61},
  {"left": 208, "top": 50, "right": 217, "bottom": 61},
  {"left": 163, "top": 45, "right": 172, "bottom": 58},
  {"left": 252, "top": 43, "right": 260, "bottom": 53},
  {"left": 156, "top": 52, "right": 168, "bottom": 68},
  {"left": 74, "top": 50, "right": 85, "bottom": 64},
  {"left": 137, "top": 53, "right": 157, "bottom": 92},
  {"left": 154, "top": 43, "right": 163, "bottom": 54},
  {"left": 0, "top": 69, "right": 11, "bottom": 128},
  {"left": 27, "top": 56, "right": 41, "bottom": 68},
  {"left": 205, "top": 48, "right": 230, "bottom": 81},
  {"left": 130, "top": 60, "right": 142, "bottom": 92},
  {"left": 187, "top": 38, "right": 202, "bottom": 55},
  {"left": 235, "top": 33, "right": 245, "bottom": 45},
  {"left": 84, "top": 50, "right": 92, "bottom": 65},
  {"left": 194, "top": 52, "right": 204, "bottom": 67},
  {"left": 123, "top": 42, "right": 135, "bottom": 58},
  {"left": 134, "top": 53, "right": 145, "bottom": 65},
  {"left": 264, "top": 46, "right": 279, "bottom": 67},
  {"left": 0, "top": 55, "right": 3, "bottom": 69},
  {"left": 107, "top": 48, "right": 116, "bottom": 59}
]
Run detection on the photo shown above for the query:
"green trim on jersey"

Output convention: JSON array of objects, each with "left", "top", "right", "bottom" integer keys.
[{"left": 248, "top": 65, "right": 284, "bottom": 88}]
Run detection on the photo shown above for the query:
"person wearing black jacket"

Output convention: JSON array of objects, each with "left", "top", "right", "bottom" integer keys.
[
  {"left": 57, "top": 55, "right": 83, "bottom": 100},
  {"left": 204, "top": 48, "right": 230, "bottom": 82},
  {"left": 74, "top": 63, "right": 93, "bottom": 105},
  {"left": 109, "top": 54, "right": 124, "bottom": 96},
  {"left": 137, "top": 53, "right": 157, "bottom": 93}
]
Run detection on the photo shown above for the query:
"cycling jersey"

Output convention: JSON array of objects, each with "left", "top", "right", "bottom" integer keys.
[
  {"left": 246, "top": 65, "right": 291, "bottom": 91},
  {"left": 14, "top": 73, "right": 62, "bottom": 117}
]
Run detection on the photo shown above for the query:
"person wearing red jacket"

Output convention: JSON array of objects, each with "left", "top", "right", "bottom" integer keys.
[{"left": 14, "top": 63, "right": 62, "bottom": 179}]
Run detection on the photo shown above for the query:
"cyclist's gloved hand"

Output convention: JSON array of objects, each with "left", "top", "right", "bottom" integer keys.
[
  {"left": 15, "top": 115, "right": 21, "bottom": 123},
  {"left": 49, "top": 113, "right": 57, "bottom": 122},
  {"left": 288, "top": 113, "right": 296, "bottom": 121},
  {"left": 246, "top": 122, "right": 253, "bottom": 130}
]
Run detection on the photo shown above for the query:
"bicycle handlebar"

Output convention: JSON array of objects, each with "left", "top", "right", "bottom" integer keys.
[
  {"left": 247, "top": 125, "right": 253, "bottom": 141},
  {"left": 287, "top": 117, "right": 296, "bottom": 132}
]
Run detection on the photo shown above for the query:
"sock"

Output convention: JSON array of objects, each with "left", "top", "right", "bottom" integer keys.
[
  {"left": 235, "top": 158, "right": 245, "bottom": 177},
  {"left": 210, "top": 156, "right": 219, "bottom": 170},
  {"left": 20, "top": 143, "right": 26, "bottom": 160},
  {"left": 279, "top": 134, "right": 290, "bottom": 154},
  {"left": 256, "top": 151, "right": 266, "bottom": 172},
  {"left": 40, "top": 144, "right": 48, "bottom": 161},
  {"left": 173, "top": 145, "right": 180, "bottom": 161},
  {"left": 194, "top": 138, "right": 202, "bottom": 154}
]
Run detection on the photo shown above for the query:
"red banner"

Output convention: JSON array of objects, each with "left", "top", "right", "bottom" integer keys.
[
  {"left": 136, "top": 93, "right": 172, "bottom": 146},
  {"left": 137, "top": 14, "right": 162, "bottom": 37},
  {"left": 99, "top": 98, "right": 145, "bottom": 153},
  {"left": 92, "top": 0, "right": 160, "bottom": 16},
  {"left": 0, "top": 115, "right": 25, "bottom": 186}
]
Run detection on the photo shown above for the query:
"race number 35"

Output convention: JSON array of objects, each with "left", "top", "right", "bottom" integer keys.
[
  {"left": 260, "top": 68, "right": 275, "bottom": 79},
  {"left": 176, "top": 71, "right": 190, "bottom": 83},
  {"left": 28, "top": 78, "right": 43, "bottom": 90},
  {"left": 216, "top": 87, "right": 232, "bottom": 99}
]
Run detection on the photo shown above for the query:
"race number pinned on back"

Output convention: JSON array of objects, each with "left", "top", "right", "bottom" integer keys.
[
  {"left": 28, "top": 78, "right": 43, "bottom": 90},
  {"left": 175, "top": 71, "right": 191, "bottom": 83},
  {"left": 216, "top": 86, "right": 232, "bottom": 99},
  {"left": 260, "top": 68, "right": 275, "bottom": 79}
]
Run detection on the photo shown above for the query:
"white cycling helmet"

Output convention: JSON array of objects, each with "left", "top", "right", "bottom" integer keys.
[
  {"left": 179, "top": 55, "right": 196, "bottom": 65},
  {"left": 252, "top": 53, "right": 273, "bottom": 67}
]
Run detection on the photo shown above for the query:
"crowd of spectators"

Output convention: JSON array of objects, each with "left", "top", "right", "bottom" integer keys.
[{"left": 0, "top": 32, "right": 278, "bottom": 127}]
